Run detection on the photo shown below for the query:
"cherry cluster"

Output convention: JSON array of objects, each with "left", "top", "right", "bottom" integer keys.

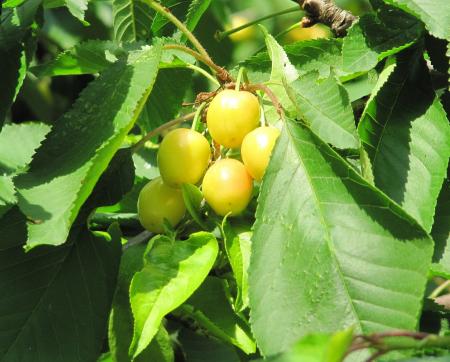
[{"left": 137, "top": 89, "right": 280, "bottom": 233}]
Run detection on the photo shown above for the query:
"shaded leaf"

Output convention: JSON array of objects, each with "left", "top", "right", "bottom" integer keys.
[
  {"left": 31, "top": 40, "right": 126, "bottom": 77},
  {"left": 0, "top": 213, "right": 122, "bottom": 361},
  {"left": 129, "top": 232, "right": 218, "bottom": 358},
  {"left": 184, "top": 0, "right": 212, "bottom": 34},
  {"left": 396, "top": 356, "right": 450, "bottom": 362},
  {"left": 178, "top": 329, "right": 241, "bottom": 362},
  {"left": 133, "top": 147, "right": 159, "bottom": 180},
  {"left": 15, "top": 44, "right": 163, "bottom": 249},
  {"left": 88, "top": 148, "right": 136, "bottom": 209},
  {"left": 342, "top": 4, "right": 422, "bottom": 73},
  {"left": 425, "top": 34, "right": 449, "bottom": 75},
  {"left": 383, "top": 0, "right": 450, "bottom": 40},
  {"left": 177, "top": 276, "right": 256, "bottom": 354},
  {"left": 137, "top": 68, "right": 191, "bottom": 133},
  {"left": 112, "top": 0, "right": 153, "bottom": 42},
  {"left": 0, "top": 0, "right": 40, "bottom": 129},
  {"left": 430, "top": 180, "right": 450, "bottom": 278},
  {"left": 221, "top": 218, "right": 252, "bottom": 311},
  {"left": 358, "top": 50, "right": 450, "bottom": 232},
  {"left": 181, "top": 183, "right": 208, "bottom": 229},
  {"left": 285, "top": 72, "right": 359, "bottom": 149},
  {"left": 249, "top": 119, "right": 433, "bottom": 356}
]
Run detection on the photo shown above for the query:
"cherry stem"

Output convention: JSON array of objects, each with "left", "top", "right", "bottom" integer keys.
[
  {"left": 132, "top": 112, "right": 196, "bottom": 153},
  {"left": 144, "top": 0, "right": 211, "bottom": 62},
  {"left": 234, "top": 67, "right": 246, "bottom": 91},
  {"left": 191, "top": 102, "right": 207, "bottom": 131},
  {"left": 245, "top": 83, "right": 285, "bottom": 119},
  {"left": 215, "top": 6, "right": 302, "bottom": 40},
  {"left": 252, "top": 22, "right": 302, "bottom": 55},
  {"left": 185, "top": 63, "right": 220, "bottom": 86},
  {"left": 429, "top": 279, "right": 450, "bottom": 299},
  {"left": 163, "top": 44, "right": 233, "bottom": 83}
]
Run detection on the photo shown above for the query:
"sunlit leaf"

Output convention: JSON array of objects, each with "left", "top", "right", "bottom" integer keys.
[
  {"left": 129, "top": 232, "right": 218, "bottom": 358},
  {"left": 249, "top": 119, "right": 433, "bottom": 356}
]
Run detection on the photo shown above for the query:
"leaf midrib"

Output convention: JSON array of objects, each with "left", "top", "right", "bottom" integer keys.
[{"left": 286, "top": 124, "right": 363, "bottom": 333}]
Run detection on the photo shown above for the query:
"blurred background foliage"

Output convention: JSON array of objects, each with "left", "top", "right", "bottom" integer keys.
[{"left": 10, "top": 0, "right": 371, "bottom": 126}]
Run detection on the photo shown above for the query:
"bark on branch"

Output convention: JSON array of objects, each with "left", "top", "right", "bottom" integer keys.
[{"left": 297, "top": 0, "right": 357, "bottom": 36}]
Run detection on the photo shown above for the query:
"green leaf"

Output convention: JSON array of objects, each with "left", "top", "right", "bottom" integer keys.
[
  {"left": 2, "top": 0, "right": 27, "bottom": 7},
  {"left": 181, "top": 183, "right": 208, "bottom": 229},
  {"left": 184, "top": 0, "right": 212, "bottom": 33},
  {"left": 0, "top": 176, "right": 16, "bottom": 207},
  {"left": 256, "top": 26, "right": 298, "bottom": 124},
  {"left": 358, "top": 50, "right": 450, "bottom": 232},
  {"left": 0, "top": 0, "right": 40, "bottom": 129},
  {"left": 133, "top": 147, "right": 159, "bottom": 180},
  {"left": 150, "top": 0, "right": 186, "bottom": 36},
  {"left": 177, "top": 276, "right": 256, "bottom": 354},
  {"left": 43, "top": 0, "right": 89, "bottom": 24},
  {"left": 382, "top": 0, "right": 450, "bottom": 40},
  {"left": 343, "top": 70, "right": 378, "bottom": 102},
  {"left": 109, "top": 244, "right": 174, "bottom": 362},
  {"left": 137, "top": 68, "right": 191, "bottom": 133},
  {"left": 112, "top": 0, "right": 153, "bottom": 42},
  {"left": 262, "top": 329, "right": 354, "bottom": 362},
  {"left": 285, "top": 72, "right": 359, "bottom": 149},
  {"left": 178, "top": 329, "right": 241, "bottom": 362},
  {"left": 31, "top": 40, "right": 126, "bottom": 77},
  {"left": 129, "top": 232, "right": 218, "bottom": 359},
  {"left": 15, "top": 44, "right": 163, "bottom": 249},
  {"left": 221, "top": 218, "right": 252, "bottom": 311},
  {"left": 0, "top": 211, "right": 122, "bottom": 361},
  {"left": 241, "top": 39, "right": 347, "bottom": 84},
  {"left": 0, "top": 123, "right": 51, "bottom": 174},
  {"left": 88, "top": 148, "right": 136, "bottom": 209},
  {"left": 425, "top": 34, "right": 449, "bottom": 75},
  {"left": 430, "top": 180, "right": 450, "bottom": 278},
  {"left": 249, "top": 119, "right": 433, "bottom": 356},
  {"left": 342, "top": 4, "right": 423, "bottom": 73},
  {"left": 396, "top": 356, "right": 450, "bottom": 362},
  {"left": 98, "top": 352, "right": 113, "bottom": 362}
]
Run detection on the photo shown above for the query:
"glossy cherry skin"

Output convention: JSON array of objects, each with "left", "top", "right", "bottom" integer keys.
[
  {"left": 206, "top": 90, "right": 260, "bottom": 149},
  {"left": 241, "top": 126, "right": 280, "bottom": 181},
  {"left": 137, "top": 177, "right": 186, "bottom": 233},
  {"left": 202, "top": 158, "right": 253, "bottom": 216},
  {"left": 158, "top": 128, "right": 211, "bottom": 188}
]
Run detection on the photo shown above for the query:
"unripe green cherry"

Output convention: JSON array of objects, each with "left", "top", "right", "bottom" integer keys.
[
  {"left": 206, "top": 89, "right": 260, "bottom": 148},
  {"left": 158, "top": 128, "right": 211, "bottom": 187},
  {"left": 137, "top": 177, "right": 186, "bottom": 233},
  {"left": 241, "top": 126, "right": 280, "bottom": 181},
  {"left": 202, "top": 158, "right": 253, "bottom": 216}
]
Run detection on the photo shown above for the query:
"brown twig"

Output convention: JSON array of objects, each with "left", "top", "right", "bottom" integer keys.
[
  {"left": 296, "top": 0, "right": 357, "bottom": 36},
  {"left": 245, "top": 83, "right": 285, "bottom": 119},
  {"left": 132, "top": 112, "right": 196, "bottom": 153},
  {"left": 366, "top": 350, "right": 387, "bottom": 362},
  {"left": 347, "top": 330, "right": 450, "bottom": 361},
  {"left": 163, "top": 44, "right": 233, "bottom": 83}
]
